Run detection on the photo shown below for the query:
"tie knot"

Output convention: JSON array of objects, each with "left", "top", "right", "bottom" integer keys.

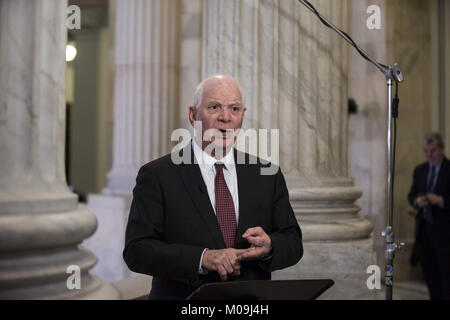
[{"left": 215, "top": 162, "right": 225, "bottom": 173}]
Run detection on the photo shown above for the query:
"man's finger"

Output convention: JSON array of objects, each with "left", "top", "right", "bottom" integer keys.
[
  {"left": 233, "top": 249, "right": 248, "bottom": 254},
  {"left": 217, "top": 265, "right": 228, "bottom": 281},
  {"left": 245, "top": 236, "right": 266, "bottom": 247},
  {"left": 237, "top": 247, "right": 255, "bottom": 260},
  {"left": 238, "top": 247, "right": 265, "bottom": 261},
  {"left": 242, "top": 227, "right": 264, "bottom": 238},
  {"left": 231, "top": 266, "right": 241, "bottom": 276},
  {"left": 231, "top": 261, "right": 241, "bottom": 276},
  {"left": 222, "top": 260, "right": 234, "bottom": 274},
  {"left": 230, "top": 257, "right": 241, "bottom": 269},
  {"left": 235, "top": 247, "right": 255, "bottom": 257}
]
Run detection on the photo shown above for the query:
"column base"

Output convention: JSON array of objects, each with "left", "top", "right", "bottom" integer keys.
[
  {"left": 281, "top": 182, "right": 375, "bottom": 299},
  {"left": 300, "top": 217, "right": 373, "bottom": 241},
  {"left": 1, "top": 274, "right": 121, "bottom": 300},
  {"left": 273, "top": 237, "right": 377, "bottom": 299},
  {"left": 0, "top": 206, "right": 121, "bottom": 299}
]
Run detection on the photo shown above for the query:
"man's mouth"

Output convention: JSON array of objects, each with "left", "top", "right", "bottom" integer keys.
[
  {"left": 217, "top": 129, "right": 234, "bottom": 139},
  {"left": 214, "top": 129, "right": 237, "bottom": 140}
]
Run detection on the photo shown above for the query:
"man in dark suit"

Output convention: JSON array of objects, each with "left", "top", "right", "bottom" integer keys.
[
  {"left": 123, "top": 75, "right": 303, "bottom": 299},
  {"left": 408, "top": 132, "right": 450, "bottom": 299}
]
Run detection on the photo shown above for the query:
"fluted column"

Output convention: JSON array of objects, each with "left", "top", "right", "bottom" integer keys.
[
  {"left": 104, "top": 0, "right": 180, "bottom": 195},
  {"left": 202, "top": 0, "right": 373, "bottom": 299},
  {"left": 83, "top": 0, "right": 180, "bottom": 282},
  {"left": 0, "top": 0, "right": 120, "bottom": 299}
]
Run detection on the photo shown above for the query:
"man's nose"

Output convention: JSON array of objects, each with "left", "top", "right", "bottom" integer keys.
[{"left": 218, "top": 107, "right": 231, "bottom": 121}]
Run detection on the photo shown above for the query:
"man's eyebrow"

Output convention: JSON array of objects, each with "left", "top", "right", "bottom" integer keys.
[{"left": 206, "top": 101, "right": 241, "bottom": 107}]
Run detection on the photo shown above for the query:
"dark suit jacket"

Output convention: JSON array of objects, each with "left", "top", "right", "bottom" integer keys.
[
  {"left": 123, "top": 145, "right": 303, "bottom": 299},
  {"left": 408, "top": 157, "right": 450, "bottom": 245}
]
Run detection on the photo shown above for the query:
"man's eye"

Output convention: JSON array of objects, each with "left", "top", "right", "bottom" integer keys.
[{"left": 210, "top": 105, "right": 218, "bottom": 109}]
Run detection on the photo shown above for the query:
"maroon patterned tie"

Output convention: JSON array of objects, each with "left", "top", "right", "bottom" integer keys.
[{"left": 214, "top": 163, "right": 237, "bottom": 248}]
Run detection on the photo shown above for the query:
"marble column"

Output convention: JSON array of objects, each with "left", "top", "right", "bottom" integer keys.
[
  {"left": 202, "top": 0, "right": 374, "bottom": 299},
  {"left": 83, "top": 0, "right": 180, "bottom": 282},
  {"left": 179, "top": 0, "right": 203, "bottom": 130},
  {"left": 104, "top": 0, "right": 180, "bottom": 196},
  {"left": 0, "top": 0, "right": 120, "bottom": 299}
]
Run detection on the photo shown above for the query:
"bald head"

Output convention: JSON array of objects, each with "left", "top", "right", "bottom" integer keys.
[{"left": 193, "top": 75, "right": 243, "bottom": 109}]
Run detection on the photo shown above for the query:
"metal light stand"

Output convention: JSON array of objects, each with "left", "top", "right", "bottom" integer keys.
[
  {"left": 382, "top": 65, "right": 404, "bottom": 300},
  {"left": 298, "top": 0, "right": 404, "bottom": 300}
]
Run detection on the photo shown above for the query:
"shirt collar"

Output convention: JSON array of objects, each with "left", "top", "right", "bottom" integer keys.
[
  {"left": 429, "top": 157, "right": 444, "bottom": 173},
  {"left": 192, "top": 140, "right": 235, "bottom": 172}
]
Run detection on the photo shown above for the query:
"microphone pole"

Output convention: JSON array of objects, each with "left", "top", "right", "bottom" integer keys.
[{"left": 298, "top": 0, "right": 404, "bottom": 300}]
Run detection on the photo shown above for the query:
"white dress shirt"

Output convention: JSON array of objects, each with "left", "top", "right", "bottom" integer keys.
[
  {"left": 192, "top": 140, "right": 240, "bottom": 274},
  {"left": 192, "top": 140, "right": 239, "bottom": 220}
]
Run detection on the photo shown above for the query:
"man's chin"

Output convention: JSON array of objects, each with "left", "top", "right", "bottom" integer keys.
[{"left": 214, "top": 142, "right": 234, "bottom": 152}]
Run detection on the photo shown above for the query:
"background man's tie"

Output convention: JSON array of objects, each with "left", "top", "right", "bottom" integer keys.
[
  {"left": 214, "top": 163, "right": 237, "bottom": 248},
  {"left": 423, "top": 165, "right": 436, "bottom": 223}
]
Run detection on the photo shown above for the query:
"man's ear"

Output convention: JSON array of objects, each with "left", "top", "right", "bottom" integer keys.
[{"left": 188, "top": 106, "right": 196, "bottom": 126}]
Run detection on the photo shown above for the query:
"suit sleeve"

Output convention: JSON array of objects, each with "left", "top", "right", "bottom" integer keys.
[
  {"left": 123, "top": 165, "right": 204, "bottom": 283},
  {"left": 438, "top": 167, "right": 450, "bottom": 212},
  {"left": 264, "top": 168, "right": 303, "bottom": 272}
]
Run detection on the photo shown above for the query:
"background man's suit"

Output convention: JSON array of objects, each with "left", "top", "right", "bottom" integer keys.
[
  {"left": 123, "top": 145, "right": 303, "bottom": 299},
  {"left": 408, "top": 157, "right": 450, "bottom": 299}
]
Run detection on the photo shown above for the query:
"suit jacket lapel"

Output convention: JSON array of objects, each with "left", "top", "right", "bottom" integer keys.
[
  {"left": 422, "top": 165, "right": 429, "bottom": 193},
  {"left": 177, "top": 144, "right": 226, "bottom": 248}
]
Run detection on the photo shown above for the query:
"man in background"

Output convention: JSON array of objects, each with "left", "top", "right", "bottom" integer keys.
[{"left": 408, "top": 132, "right": 450, "bottom": 299}]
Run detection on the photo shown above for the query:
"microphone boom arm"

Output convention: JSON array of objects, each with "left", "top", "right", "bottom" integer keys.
[{"left": 298, "top": 0, "right": 403, "bottom": 82}]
